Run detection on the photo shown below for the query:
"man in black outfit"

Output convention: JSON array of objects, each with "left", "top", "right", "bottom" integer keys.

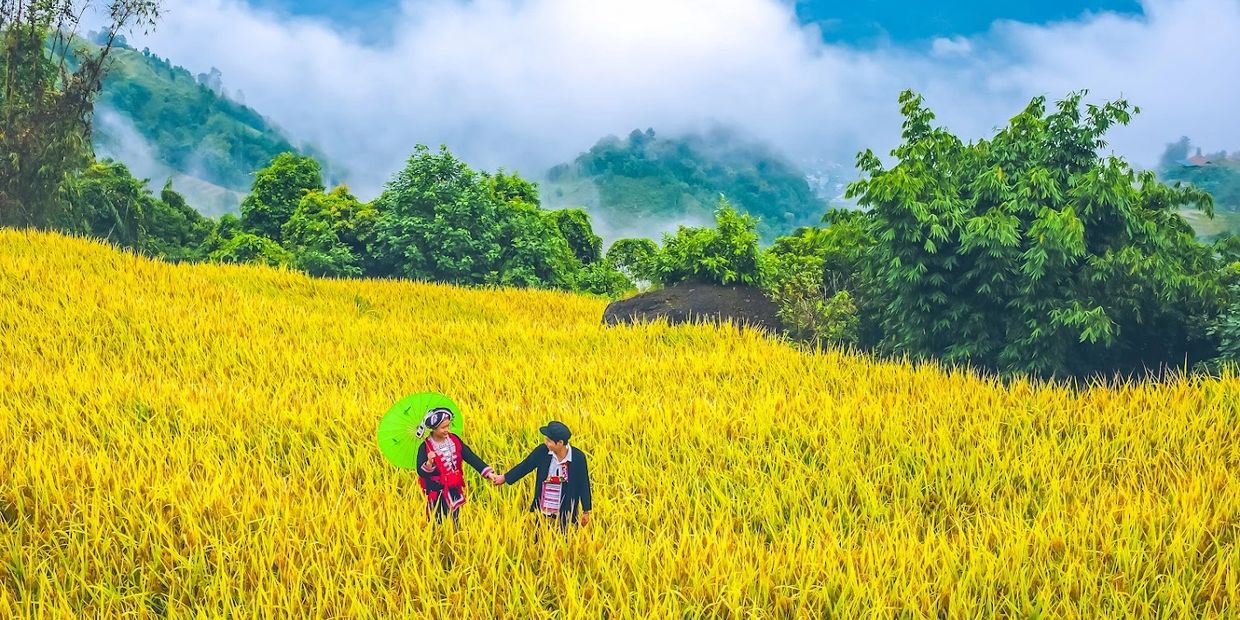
[{"left": 494, "top": 421, "right": 593, "bottom": 529}]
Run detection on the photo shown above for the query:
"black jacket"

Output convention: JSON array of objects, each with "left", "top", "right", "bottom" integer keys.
[
  {"left": 415, "top": 434, "right": 492, "bottom": 492},
  {"left": 503, "top": 445, "right": 593, "bottom": 524}
]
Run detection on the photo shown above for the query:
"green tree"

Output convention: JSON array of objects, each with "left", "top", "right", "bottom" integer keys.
[
  {"left": 372, "top": 145, "right": 621, "bottom": 290},
  {"left": 766, "top": 278, "right": 859, "bottom": 350},
  {"left": 573, "top": 262, "right": 634, "bottom": 297},
  {"left": 484, "top": 169, "right": 540, "bottom": 206},
  {"left": 480, "top": 167, "right": 583, "bottom": 288},
  {"left": 371, "top": 145, "right": 504, "bottom": 282},
  {"left": 761, "top": 212, "right": 874, "bottom": 349},
  {"left": 281, "top": 185, "right": 374, "bottom": 277},
  {"left": 208, "top": 232, "right": 293, "bottom": 267},
  {"left": 147, "top": 180, "right": 210, "bottom": 261},
  {"left": 67, "top": 159, "right": 207, "bottom": 261},
  {"left": 1, "top": 0, "right": 161, "bottom": 229},
  {"left": 239, "top": 152, "right": 324, "bottom": 243},
  {"left": 764, "top": 209, "right": 873, "bottom": 297},
  {"left": 1208, "top": 291, "right": 1240, "bottom": 370},
  {"left": 847, "top": 90, "right": 1222, "bottom": 377},
  {"left": 545, "top": 208, "right": 603, "bottom": 265},
  {"left": 71, "top": 160, "right": 153, "bottom": 247},
  {"left": 493, "top": 200, "right": 580, "bottom": 289},
  {"left": 653, "top": 197, "right": 762, "bottom": 286},
  {"left": 201, "top": 213, "right": 242, "bottom": 255},
  {"left": 605, "top": 237, "right": 659, "bottom": 284}
]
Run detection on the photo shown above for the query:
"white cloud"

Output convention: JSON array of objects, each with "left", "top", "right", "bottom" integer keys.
[
  {"left": 931, "top": 36, "right": 972, "bottom": 57},
  {"left": 123, "top": 0, "right": 1240, "bottom": 200}
]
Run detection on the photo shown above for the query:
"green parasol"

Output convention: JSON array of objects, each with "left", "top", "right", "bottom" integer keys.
[{"left": 376, "top": 391, "right": 463, "bottom": 469}]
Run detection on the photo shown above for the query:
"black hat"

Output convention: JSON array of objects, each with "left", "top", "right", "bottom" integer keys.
[{"left": 539, "top": 420, "right": 572, "bottom": 442}]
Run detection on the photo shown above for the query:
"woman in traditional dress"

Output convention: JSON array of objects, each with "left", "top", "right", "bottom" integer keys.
[{"left": 415, "top": 408, "right": 499, "bottom": 527}]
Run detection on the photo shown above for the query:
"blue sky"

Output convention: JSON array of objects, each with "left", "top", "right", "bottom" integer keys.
[
  {"left": 250, "top": 0, "right": 1145, "bottom": 45},
  {"left": 794, "top": 0, "right": 1144, "bottom": 43}
]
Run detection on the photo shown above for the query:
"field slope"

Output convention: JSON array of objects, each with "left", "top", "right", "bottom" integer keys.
[{"left": 1, "top": 230, "right": 1238, "bottom": 617}]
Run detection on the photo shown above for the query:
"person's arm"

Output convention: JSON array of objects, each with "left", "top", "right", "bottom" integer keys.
[
  {"left": 459, "top": 440, "right": 495, "bottom": 479},
  {"left": 416, "top": 444, "right": 442, "bottom": 490},
  {"left": 502, "top": 446, "right": 544, "bottom": 485},
  {"left": 578, "top": 451, "right": 592, "bottom": 515}
]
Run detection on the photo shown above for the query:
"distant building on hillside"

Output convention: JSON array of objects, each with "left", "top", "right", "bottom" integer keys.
[{"left": 1183, "top": 148, "right": 1214, "bottom": 167}]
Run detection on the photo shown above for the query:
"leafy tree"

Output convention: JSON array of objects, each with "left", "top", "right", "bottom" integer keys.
[
  {"left": 1212, "top": 234, "right": 1240, "bottom": 267},
  {"left": 484, "top": 169, "right": 540, "bottom": 206},
  {"left": 653, "top": 197, "right": 762, "bottom": 286},
  {"left": 477, "top": 167, "right": 583, "bottom": 288},
  {"left": 494, "top": 202, "right": 579, "bottom": 289},
  {"left": 282, "top": 185, "right": 374, "bottom": 277},
  {"left": 67, "top": 160, "right": 208, "bottom": 261},
  {"left": 70, "top": 160, "right": 153, "bottom": 247},
  {"left": 1208, "top": 291, "right": 1240, "bottom": 370},
  {"left": 147, "top": 180, "right": 210, "bottom": 261},
  {"left": 371, "top": 145, "right": 584, "bottom": 289},
  {"left": 208, "top": 232, "right": 292, "bottom": 267},
  {"left": 605, "top": 237, "right": 659, "bottom": 284},
  {"left": 545, "top": 208, "right": 603, "bottom": 265},
  {"left": 766, "top": 277, "right": 859, "bottom": 350},
  {"left": 847, "top": 89, "right": 1223, "bottom": 377},
  {"left": 1, "top": 0, "right": 161, "bottom": 229},
  {"left": 370, "top": 145, "right": 505, "bottom": 282},
  {"left": 1201, "top": 237, "right": 1240, "bottom": 369},
  {"left": 761, "top": 212, "right": 874, "bottom": 349},
  {"left": 764, "top": 209, "right": 873, "bottom": 297},
  {"left": 202, "top": 213, "right": 243, "bottom": 254},
  {"left": 240, "top": 152, "right": 324, "bottom": 243},
  {"left": 573, "top": 262, "right": 634, "bottom": 297}
]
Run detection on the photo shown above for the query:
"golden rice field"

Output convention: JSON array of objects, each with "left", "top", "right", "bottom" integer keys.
[{"left": 1, "top": 229, "right": 1239, "bottom": 618}]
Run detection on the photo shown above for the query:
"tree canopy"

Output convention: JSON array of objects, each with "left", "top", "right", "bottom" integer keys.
[{"left": 846, "top": 90, "right": 1224, "bottom": 377}]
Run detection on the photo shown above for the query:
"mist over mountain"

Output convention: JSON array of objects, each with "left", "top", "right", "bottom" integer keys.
[
  {"left": 86, "top": 37, "right": 336, "bottom": 215},
  {"left": 541, "top": 127, "right": 831, "bottom": 243},
  {"left": 89, "top": 37, "right": 840, "bottom": 242},
  {"left": 119, "top": 0, "right": 1240, "bottom": 209}
]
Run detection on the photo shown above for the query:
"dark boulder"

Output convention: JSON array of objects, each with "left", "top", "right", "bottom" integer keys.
[{"left": 603, "top": 282, "right": 783, "bottom": 334}]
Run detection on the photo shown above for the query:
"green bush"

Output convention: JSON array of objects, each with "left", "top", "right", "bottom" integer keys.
[
  {"left": 652, "top": 198, "right": 761, "bottom": 286},
  {"left": 605, "top": 238, "right": 659, "bottom": 285},
  {"left": 208, "top": 232, "right": 293, "bottom": 267}
]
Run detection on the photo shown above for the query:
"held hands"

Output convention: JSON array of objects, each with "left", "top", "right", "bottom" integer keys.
[{"left": 487, "top": 473, "right": 506, "bottom": 486}]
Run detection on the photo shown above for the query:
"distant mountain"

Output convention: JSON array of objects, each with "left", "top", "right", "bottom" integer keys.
[
  {"left": 84, "top": 38, "right": 335, "bottom": 216},
  {"left": 540, "top": 127, "right": 828, "bottom": 243}
]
